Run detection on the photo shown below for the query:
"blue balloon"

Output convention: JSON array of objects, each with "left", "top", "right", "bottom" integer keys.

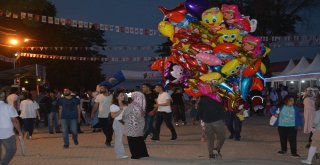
[
  {"left": 217, "top": 82, "right": 235, "bottom": 94},
  {"left": 240, "top": 76, "right": 253, "bottom": 99},
  {"left": 209, "top": 65, "right": 222, "bottom": 72},
  {"left": 256, "top": 71, "right": 266, "bottom": 86}
]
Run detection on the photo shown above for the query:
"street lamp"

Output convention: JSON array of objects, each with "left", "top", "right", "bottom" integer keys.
[{"left": 8, "top": 38, "right": 19, "bottom": 46}]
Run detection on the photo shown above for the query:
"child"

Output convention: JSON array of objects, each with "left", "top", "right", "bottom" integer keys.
[
  {"left": 301, "top": 93, "right": 320, "bottom": 164},
  {"left": 265, "top": 96, "right": 272, "bottom": 117},
  {"left": 190, "top": 98, "right": 198, "bottom": 125},
  {"left": 271, "top": 95, "right": 303, "bottom": 158}
]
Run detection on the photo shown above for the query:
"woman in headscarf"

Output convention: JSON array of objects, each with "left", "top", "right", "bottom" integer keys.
[
  {"left": 304, "top": 88, "right": 317, "bottom": 148},
  {"left": 123, "top": 91, "right": 149, "bottom": 159}
]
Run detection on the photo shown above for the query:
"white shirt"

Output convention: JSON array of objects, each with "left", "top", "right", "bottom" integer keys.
[
  {"left": 110, "top": 104, "right": 125, "bottom": 121},
  {"left": 157, "top": 92, "right": 172, "bottom": 113},
  {"left": 0, "top": 101, "right": 18, "bottom": 139},
  {"left": 19, "top": 100, "right": 39, "bottom": 119},
  {"left": 6, "top": 94, "right": 19, "bottom": 111},
  {"left": 95, "top": 94, "right": 113, "bottom": 118}
]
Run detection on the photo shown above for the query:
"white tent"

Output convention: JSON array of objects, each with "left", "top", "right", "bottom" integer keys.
[
  {"left": 280, "top": 59, "right": 295, "bottom": 75},
  {"left": 304, "top": 54, "right": 320, "bottom": 74},
  {"left": 266, "top": 54, "right": 320, "bottom": 94},
  {"left": 284, "top": 56, "right": 309, "bottom": 75}
]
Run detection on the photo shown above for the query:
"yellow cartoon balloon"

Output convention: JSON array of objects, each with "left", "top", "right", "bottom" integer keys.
[
  {"left": 221, "top": 59, "right": 241, "bottom": 77},
  {"left": 158, "top": 21, "right": 174, "bottom": 40},
  {"left": 217, "top": 29, "right": 240, "bottom": 44},
  {"left": 199, "top": 72, "right": 225, "bottom": 84},
  {"left": 261, "top": 62, "right": 267, "bottom": 74},
  {"left": 234, "top": 35, "right": 243, "bottom": 47},
  {"left": 202, "top": 7, "right": 224, "bottom": 27}
]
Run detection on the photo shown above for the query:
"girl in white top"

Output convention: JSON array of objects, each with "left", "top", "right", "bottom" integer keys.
[
  {"left": 110, "top": 89, "right": 128, "bottom": 159},
  {"left": 19, "top": 92, "right": 40, "bottom": 139}
]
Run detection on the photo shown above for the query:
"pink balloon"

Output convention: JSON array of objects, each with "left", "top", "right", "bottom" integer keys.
[
  {"left": 199, "top": 82, "right": 222, "bottom": 102},
  {"left": 196, "top": 53, "right": 222, "bottom": 66}
]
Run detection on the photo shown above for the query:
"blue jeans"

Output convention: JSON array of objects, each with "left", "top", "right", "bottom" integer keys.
[
  {"left": 144, "top": 114, "right": 154, "bottom": 137},
  {"left": 61, "top": 119, "right": 78, "bottom": 146},
  {"left": 23, "top": 118, "right": 35, "bottom": 137},
  {"left": 0, "top": 135, "right": 16, "bottom": 165},
  {"left": 225, "top": 112, "right": 242, "bottom": 139},
  {"left": 48, "top": 112, "right": 59, "bottom": 133}
]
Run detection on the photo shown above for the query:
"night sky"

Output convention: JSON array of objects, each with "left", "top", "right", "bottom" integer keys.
[{"left": 49, "top": 0, "right": 320, "bottom": 74}]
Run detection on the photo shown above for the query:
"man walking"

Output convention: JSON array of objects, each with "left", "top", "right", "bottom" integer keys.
[
  {"left": 198, "top": 93, "right": 226, "bottom": 159},
  {"left": 58, "top": 88, "right": 81, "bottom": 149},
  {"left": 152, "top": 84, "right": 177, "bottom": 141},
  {"left": 0, "top": 91, "right": 23, "bottom": 165},
  {"left": 91, "top": 85, "right": 113, "bottom": 146},
  {"left": 141, "top": 83, "right": 157, "bottom": 139}
]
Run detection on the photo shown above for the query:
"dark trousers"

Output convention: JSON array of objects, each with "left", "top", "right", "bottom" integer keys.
[
  {"left": 98, "top": 118, "right": 114, "bottom": 143},
  {"left": 278, "top": 126, "right": 297, "bottom": 154},
  {"left": 127, "top": 136, "right": 149, "bottom": 159},
  {"left": 144, "top": 115, "right": 154, "bottom": 137},
  {"left": 23, "top": 118, "right": 36, "bottom": 137},
  {"left": 153, "top": 112, "right": 177, "bottom": 140},
  {"left": 172, "top": 105, "right": 186, "bottom": 122},
  {"left": 225, "top": 112, "right": 242, "bottom": 139}
]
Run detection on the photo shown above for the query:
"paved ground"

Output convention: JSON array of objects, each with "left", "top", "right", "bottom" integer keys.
[{"left": 6, "top": 116, "right": 318, "bottom": 165}]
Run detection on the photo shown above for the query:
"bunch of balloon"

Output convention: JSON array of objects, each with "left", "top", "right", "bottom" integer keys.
[{"left": 152, "top": 0, "right": 270, "bottom": 107}]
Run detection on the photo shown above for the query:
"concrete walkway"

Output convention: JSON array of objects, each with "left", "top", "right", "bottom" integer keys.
[{"left": 8, "top": 116, "right": 316, "bottom": 165}]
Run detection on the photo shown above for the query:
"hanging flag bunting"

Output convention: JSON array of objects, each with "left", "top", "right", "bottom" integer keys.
[
  {"left": 1, "top": 9, "right": 320, "bottom": 45},
  {"left": 0, "top": 55, "right": 14, "bottom": 63},
  {"left": 17, "top": 53, "right": 159, "bottom": 62}
]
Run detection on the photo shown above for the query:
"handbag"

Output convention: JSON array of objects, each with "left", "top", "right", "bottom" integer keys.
[{"left": 269, "top": 108, "right": 280, "bottom": 126}]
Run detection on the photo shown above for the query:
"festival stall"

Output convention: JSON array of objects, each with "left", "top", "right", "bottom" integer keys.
[
  {"left": 266, "top": 54, "right": 320, "bottom": 93},
  {"left": 99, "top": 70, "right": 162, "bottom": 89}
]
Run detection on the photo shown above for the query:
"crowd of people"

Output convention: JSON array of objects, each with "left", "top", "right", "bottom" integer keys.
[{"left": 1, "top": 83, "right": 320, "bottom": 164}]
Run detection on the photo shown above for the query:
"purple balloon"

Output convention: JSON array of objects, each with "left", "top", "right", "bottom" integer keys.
[{"left": 185, "top": 0, "right": 210, "bottom": 19}]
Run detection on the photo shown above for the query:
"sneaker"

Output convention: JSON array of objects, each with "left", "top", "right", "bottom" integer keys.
[
  {"left": 74, "top": 140, "right": 79, "bottom": 145},
  {"left": 291, "top": 153, "right": 300, "bottom": 158},
  {"left": 119, "top": 155, "right": 128, "bottom": 159},
  {"left": 63, "top": 145, "right": 69, "bottom": 149},
  {"left": 175, "top": 123, "right": 179, "bottom": 127},
  {"left": 181, "top": 122, "right": 186, "bottom": 126},
  {"left": 301, "top": 160, "right": 312, "bottom": 164},
  {"left": 277, "top": 151, "right": 287, "bottom": 155}
]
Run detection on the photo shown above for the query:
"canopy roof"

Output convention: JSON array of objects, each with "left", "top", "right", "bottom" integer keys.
[
  {"left": 266, "top": 55, "right": 320, "bottom": 82},
  {"left": 284, "top": 56, "right": 309, "bottom": 75},
  {"left": 304, "top": 54, "right": 320, "bottom": 74},
  {"left": 280, "top": 59, "right": 295, "bottom": 75}
]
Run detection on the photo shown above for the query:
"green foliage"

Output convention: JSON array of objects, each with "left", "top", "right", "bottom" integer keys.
[
  {"left": 154, "top": 39, "right": 172, "bottom": 57},
  {"left": 0, "top": 0, "right": 106, "bottom": 90}
]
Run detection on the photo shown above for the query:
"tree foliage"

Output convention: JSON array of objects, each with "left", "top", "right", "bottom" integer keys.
[{"left": 0, "top": 0, "right": 106, "bottom": 90}]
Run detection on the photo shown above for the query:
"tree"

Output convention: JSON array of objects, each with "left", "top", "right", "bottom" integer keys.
[
  {"left": 209, "top": 0, "right": 320, "bottom": 35},
  {"left": 0, "top": 0, "right": 106, "bottom": 90},
  {"left": 154, "top": 39, "right": 172, "bottom": 57},
  {"left": 208, "top": 0, "right": 320, "bottom": 77}
]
